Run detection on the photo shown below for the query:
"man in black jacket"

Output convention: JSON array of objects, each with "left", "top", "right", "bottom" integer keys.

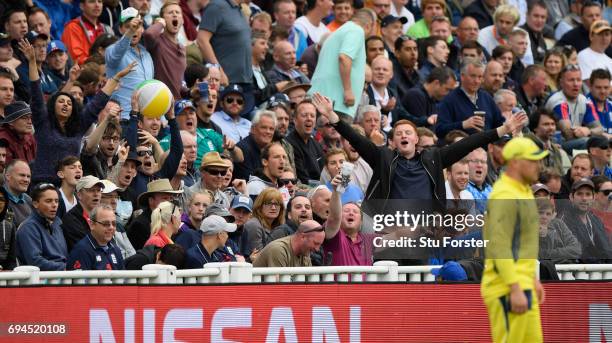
[
  {"left": 463, "top": 0, "right": 498, "bottom": 29},
  {"left": 311, "top": 92, "right": 526, "bottom": 203},
  {"left": 61, "top": 175, "right": 105, "bottom": 252}
]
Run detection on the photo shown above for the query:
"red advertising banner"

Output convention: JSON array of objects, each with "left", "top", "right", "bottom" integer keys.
[{"left": 0, "top": 282, "right": 610, "bottom": 342}]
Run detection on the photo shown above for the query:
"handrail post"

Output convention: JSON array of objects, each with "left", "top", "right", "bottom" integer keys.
[
  {"left": 228, "top": 262, "right": 253, "bottom": 283},
  {"left": 143, "top": 264, "right": 176, "bottom": 284},
  {"left": 204, "top": 262, "right": 230, "bottom": 283},
  {"left": 373, "top": 261, "right": 398, "bottom": 282},
  {"left": 14, "top": 266, "right": 40, "bottom": 285}
]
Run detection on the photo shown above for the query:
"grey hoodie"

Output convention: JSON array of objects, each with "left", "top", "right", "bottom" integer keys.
[{"left": 539, "top": 218, "right": 582, "bottom": 263}]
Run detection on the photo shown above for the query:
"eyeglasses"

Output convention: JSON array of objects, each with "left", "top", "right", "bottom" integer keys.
[
  {"left": 467, "top": 159, "right": 487, "bottom": 165},
  {"left": 561, "top": 64, "right": 580, "bottom": 73},
  {"left": 224, "top": 97, "right": 244, "bottom": 105},
  {"left": 373, "top": 3, "right": 390, "bottom": 7},
  {"left": 93, "top": 220, "right": 117, "bottom": 228},
  {"left": 280, "top": 178, "right": 298, "bottom": 185},
  {"left": 137, "top": 150, "right": 153, "bottom": 157},
  {"left": 205, "top": 169, "right": 227, "bottom": 176},
  {"left": 263, "top": 201, "right": 281, "bottom": 208},
  {"left": 102, "top": 136, "right": 121, "bottom": 143},
  {"left": 600, "top": 189, "right": 612, "bottom": 196},
  {"left": 302, "top": 225, "right": 325, "bottom": 233}
]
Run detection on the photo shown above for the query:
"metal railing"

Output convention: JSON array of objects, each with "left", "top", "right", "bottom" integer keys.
[{"left": 1, "top": 262, "right": 611, "bottom": 286}]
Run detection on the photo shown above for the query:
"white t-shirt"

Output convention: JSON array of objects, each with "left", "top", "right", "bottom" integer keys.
[
  {"left": 577, "top": 47, "right": 612, "bottom": 81},
  {"left": 445, "top": 181, "right": 475, "bottom": 200},
  {"left": 295, "top": 16, "right": 330, "bottom": 44},
  {"left": 60, "top": 188, "right": 77, "bottom": 213},
  {"left": 390, "top": 5, "right": 415, "bottom": 33}
]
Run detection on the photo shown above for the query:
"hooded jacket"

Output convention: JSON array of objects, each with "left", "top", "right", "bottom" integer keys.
[
  {"left": 246, "top": 169, "right": 277, "bottom": 199},
  {"left": 539, "top": 218, "right": 582, "bottom": 263},
  {"left": 15, "top": 210, "right": 67, "bottom": 271}
]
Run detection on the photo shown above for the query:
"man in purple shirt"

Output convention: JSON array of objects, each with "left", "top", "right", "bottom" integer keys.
[{"left": 323, "top": 186, "right": 375, "bottom": 266}]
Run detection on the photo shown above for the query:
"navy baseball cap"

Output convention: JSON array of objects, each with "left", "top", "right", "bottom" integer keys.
[
  {"left": 25, "top": 31, "right": 49, "bottom": 43},
  {"left": 174, "top": 99, "right": 196, "bottom": 115},
  {"left": 381, "top": 15, "right": 408, "bottom": 28},
  {"left": 431, "top": 261, "right": 467, "bottom": 281},
  {"left": 231, "top": 195, "right": 253, "bottom": 212},
  {"left": 220, "top": 84, "right": 245, "bottom": 100}
]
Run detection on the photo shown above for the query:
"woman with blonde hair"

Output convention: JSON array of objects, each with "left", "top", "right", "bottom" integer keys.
[
  {"left": 144, "top": 201, "right": 181, "bottom": 248},
  {"left": 543, "top": 48, "right": 568, "bottom": 94},
  {"left": 244, "top": 188, "right": 286, "bottom": 259}
]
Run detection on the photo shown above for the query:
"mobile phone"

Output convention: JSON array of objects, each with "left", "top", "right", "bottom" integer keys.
[{"left": 198, "top": 82, "right": 209, "bottom": 103}]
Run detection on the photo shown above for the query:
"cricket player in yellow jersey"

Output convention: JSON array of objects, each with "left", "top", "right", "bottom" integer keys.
[{"left": 481, "top": 137, "right": 548, "bottom": 342}]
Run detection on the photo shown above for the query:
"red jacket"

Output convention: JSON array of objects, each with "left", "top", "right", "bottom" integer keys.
[
  {"left": 0, "top": 127, "right": 36, "bottom": 164},
  {"left": 61, "top": 17, "right": 111, "bottom": 65}
]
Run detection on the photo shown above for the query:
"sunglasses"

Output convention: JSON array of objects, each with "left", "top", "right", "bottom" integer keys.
[
  {"left": 205, "top": 169, "right": 227, "bottom": 176},
  {"left": 225, "top": 97, "right": 244, "bottom": 105},
  {"left": 302, "top": 225, "right": 325, "bottom": 233},
  {"left": 137, "top": 150, "right": 153, "bottom": 157},
  {"left": 33, "top": 183, "right": 56, "bottom": 192},
  {"left": 600, "top": 189, "right": 612, "bottom": 196},
  {"left": 280, "top": 178, "right": 298, "bottom": 185},
  {"left": 93, "top": 220, "right": 117, "bottom": 228}
]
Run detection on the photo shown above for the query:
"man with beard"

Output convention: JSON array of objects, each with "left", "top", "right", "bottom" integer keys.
[
  {"left": 247, "top": 142, "right": 288, "bottom": 197},
  {"left": 143, "top": 2, "right": 186, "bottom": 99},
  {"left": 61, "top": 175, "right": 105, "bottom": 252},
  {"left": 211, "top": 84, "right": 251, "bottom": 143},
  {"left": 234, "top": 110, "right": 277, "bottom": 180},
  {"left": 516, "top": 65, "right": 547, "bottom": 120},
  {"left": 105, "top": 10, "right": 153, "bottom": 120},
  {"left": 527, "top": 111, "right": 565, "bottom": 176},
  {"left": 390, "top": 36, "right": 419, "bottom": 101},
  {"left": 316, "top": 114, "right": 343, "bottom": 153},
  {"left": 482, "top": 61, "right": 505, "bottom": 97},
  {"left": 445, "top": 159, "right": 473, "bottom": 200},
  {"left": 56, "top": 156, "right": 83, "bottom": 219},
  {"left": 81, "top": 100, "right": 122, "bottom": 179},
  {"left": 587, "top": 135, "right": 611, "bottom": 179},
  {"left": 560, "top": 178, "right": 612, "bottom": 262}
]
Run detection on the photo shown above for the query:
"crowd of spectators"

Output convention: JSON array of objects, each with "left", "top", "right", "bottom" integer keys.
[{"left": 0, "top": 0, "right": 609, "bottom": 280}]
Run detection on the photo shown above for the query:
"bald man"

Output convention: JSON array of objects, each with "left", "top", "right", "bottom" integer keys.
[
  {"left": 266, "top": 40, "right": 310, "bottom": 85},
  {"left": 366, "top": 56, "right": 411, "bottom": 131},
  {"left": 482, "top": 60, "right": 505, "bottom": 96}
]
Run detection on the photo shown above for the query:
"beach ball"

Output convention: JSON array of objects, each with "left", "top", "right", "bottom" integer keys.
[{"left": 137, "top": 80, "right": 172, "bottom": 118}]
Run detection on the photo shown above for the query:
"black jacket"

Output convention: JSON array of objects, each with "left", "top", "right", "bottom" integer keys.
[
  {"left": 127, "top": 208, "right": 153, "bottom": 250},
  {"left": 124, "top": 245, "right": 159, "bottom": 270},
  {"left": 366, "top": 85, "right": 412, "bottom": 127},
  {"left": 286, "top": 130, "right": 324, "bottom": 184},
  {"left": 0, "top": 187, "right": 16, "bottom": 270},
  {"left": 334, "top": 119, "right": 502, "bottom": 205},
  {"left": 61, "top": 203, "right": 91, "bottom": 252},
  {"left": 464, "top": 0, "right": 494, "bottom": 29},
  {"left": 390, "top": 60, "right": 421, "bottom": 102},
  {"left": 234, "top": 135, "right": 262, "bottom": 181},
  {"left": 400, "top": 84, "right": 438, "bottom": 128}
]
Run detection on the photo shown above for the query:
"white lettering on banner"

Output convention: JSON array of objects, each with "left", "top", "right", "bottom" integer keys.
[
  {"left": 212, "top": 308, "right": 252, "bottom": 343},
  {"left": 589, "top": 303, "right": 612, "bottom": 342},
  {"left": 312, "top": 307, "right": 340, "bottom": 343},
  {"left": 163, "top": 309, "right": 203, "bottom": 343},
  {"left": 90, "top": 309, "right": 116, "bottom": 343},
  {"left": 89, "top": 306, "right": 361, "bottom": 342},
  {"left": 144, "top": 309, "right": 155, "bottom": 342},
  {"left": 266, "top": 307, "right": 298, "bottom": 343},
  {"left": 124, "top": 309, "right": 134, "bottom": 343}
]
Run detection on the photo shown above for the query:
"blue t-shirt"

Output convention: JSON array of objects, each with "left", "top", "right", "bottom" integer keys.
[
  {"left": 588, "top": 94, "right": 612, "bottom": 134},
  {"left": 389, "top": 155, "right": 433, "bottom": 199}
]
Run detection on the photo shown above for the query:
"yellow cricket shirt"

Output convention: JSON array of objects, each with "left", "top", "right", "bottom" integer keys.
[{"left": 481, "top": 173, "right": 540, "bottom": 300}]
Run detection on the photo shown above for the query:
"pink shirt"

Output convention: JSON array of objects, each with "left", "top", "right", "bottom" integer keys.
[{"left": 323, "top": 229, "right": 375, "bottom": 266}]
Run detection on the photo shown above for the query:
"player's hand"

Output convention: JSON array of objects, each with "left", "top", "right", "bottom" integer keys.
[
  {"left": 130, "top": 89, "right": 140, "bottom": 112},
  {"left": 232, "top": 179, "right": 247, "bottom": 194},
  {"left": 510, "top": 286, "right": 528, "bottom": 314},
  {"left": 427, "top": 114, "right": 438, "bottom": 125},
  {"left": 17, "top": 39, "right": 36, "bottom": 63},
  {"left": 68, "top": 64, "right": 81, "bottom": 82},
  {"left": 502, "top": 112, "right": 528, "bottom": 135},
  {"left": 312, "top": 92, "right": 340, "bottom": 124},
  {"left": 535, "top": 280, "right": 545, "bottom": 305}
]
